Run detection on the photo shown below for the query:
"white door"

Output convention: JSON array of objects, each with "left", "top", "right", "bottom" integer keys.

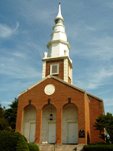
[
  {"left": 67, "top": 123, "right": 78, "bottom": 144},
  {"left": 23, "top": 122, "right": 29, "bottom": 141},
  {"left": 29, "top": 122, "right": 36, "bottom": 142},
  {"left": 48, "top": 123, "right": 56, "bottom": 143}
]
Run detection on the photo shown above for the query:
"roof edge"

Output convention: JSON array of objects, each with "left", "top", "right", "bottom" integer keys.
[
  {"left": 18, "top": 75, "right": 103, "bottom": 102},
  {"left": 17, "top": 76, "right": 51, "bottom": 98}
]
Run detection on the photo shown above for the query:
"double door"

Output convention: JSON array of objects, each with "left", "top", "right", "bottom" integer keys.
[
  {"left": 48, "top": 122, "right": 56, "bottom": 143},
  {"left": 24, "top": 121, "right": 36, "bottom": 142}
]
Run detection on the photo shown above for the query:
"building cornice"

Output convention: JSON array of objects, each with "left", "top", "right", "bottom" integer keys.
[
  {"left": 47, "top": 40, "right": 70, "bottom": 49},
  {"left": 42, "top": 56, "right": 72, "bottom": 67}
]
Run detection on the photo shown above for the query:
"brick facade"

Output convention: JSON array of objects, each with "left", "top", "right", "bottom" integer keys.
[
  {"left": 16, "top": 3, "right": 104, "bottom": 145},
  {"left": 46, "top": 59, "right": 64, "bottom": 79},
  {"left": 16, "top": 76, "right": 104, "bottom": 144}
]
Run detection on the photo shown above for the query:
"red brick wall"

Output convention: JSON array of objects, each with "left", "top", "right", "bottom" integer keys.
[
  {"left": 84, "top": 93, "right": 91, "bottom": 144},
  {"left": 46, "top": 60, "right": 64, "bottom": 80},
  {"left": 16, "top": 77, "right": 104, "bottom": 144},
  {"left": 88, "top": 95, "right": 104, "bottom": 143}
]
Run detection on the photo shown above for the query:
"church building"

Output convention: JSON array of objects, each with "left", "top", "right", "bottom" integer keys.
[{"left": 16, "top": 3, "right": 104, "bottom": 144}]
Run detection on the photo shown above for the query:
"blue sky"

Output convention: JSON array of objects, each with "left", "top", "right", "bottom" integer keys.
[{"left": 0, "top": 0, "right": 113, "bottom": 114}]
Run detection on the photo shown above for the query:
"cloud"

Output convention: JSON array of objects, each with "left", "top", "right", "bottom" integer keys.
[
  {"left": 87, "top": 36, "right": 113, "bottom": 60},
  {"left": 105, "top": 1, "right": 113, "bottom": 9},
  {"left": 1, "top": 64, "right": 39, "bottom": 79},
  {"left": 71, "top": 35, "right": 113, "bottom": 61},
  {"left": 89, "top": 68, "right": 113, "bottom": 88},
  {"left": 105, "top": 99, "right": 113, "bottom": 113},
  {"left": 0, "top": 40, "right": 43, "bottom": 81},
  {"left": 105, "top": 98, "right": 113, "bottom": 106},
  {"left": 11, "top": 0, "right": 55, "bottom": 26},
  {"left": 0, "top": 22, "right": 19, "bottom": 38},
  {"left": 76, "top": 66, "right": 113, "bottom": 90},
  {"left": 66, "top": 19, "right": 113, "bottom": 61},
  {"left": 12, "top": 52, "right": 26, "bottom": 58}
]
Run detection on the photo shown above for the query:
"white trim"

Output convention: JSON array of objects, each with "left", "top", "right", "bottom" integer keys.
[
  {"left": 42, "top": 61, "right": 46, "bottom": 79},
  {"left": 64, "top": 58, "right": 68, "bottom": 82}
]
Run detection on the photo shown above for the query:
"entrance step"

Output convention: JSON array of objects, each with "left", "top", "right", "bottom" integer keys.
[
  {"left": 39, "top": 144, "right": 84, "bottom": 151},
  {"left": 39, "top": 144, "right": 54, "bottom": 151}
]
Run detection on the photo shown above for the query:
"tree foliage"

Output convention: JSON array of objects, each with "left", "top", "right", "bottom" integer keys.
[
  {"left": 0, "top": 105, "right": 9, "bottom": 130},
  {"left": 0, "top": 98, "right": 18, "bottom": 130},
  {"left": 4, "top": 98, "right": 18, "bottom": 130},
  {"left": 95, "top": 113, "right": 113, "bottom": 143}
]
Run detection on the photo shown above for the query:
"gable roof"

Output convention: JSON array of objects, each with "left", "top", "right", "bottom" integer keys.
[{"left": 18, "top": 75, "right": 103, "bottom": 102}]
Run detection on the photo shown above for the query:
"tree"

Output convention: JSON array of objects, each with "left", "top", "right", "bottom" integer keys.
[
  {"left": 0, "top": 104, "right": 9, "bottom": 130},
  {"left": 95, "top": 113, "right": 113, "bottom": 143},
  {"left": 4, "top": 98, "right": 18, "bottom": 130}
]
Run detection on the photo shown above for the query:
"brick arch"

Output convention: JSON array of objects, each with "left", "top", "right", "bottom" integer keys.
[
  {"left": 22, "top": 101, "right": 37, "bottom": 111},
  {"left": 23, "top": 104, "right": 36, "bottom": 143},
  {"left": 62, "top": 103, "right": 78, "bottom": 144},
  {"left": 62, "top": 102, "right": 78, "bottom": 111},
  {"left": 62, "top": 101, "right": 79, "bottom": 111},
  {"left": 23, "top": 103, "right": 36, "bottom": 110},
  {"left": 41, "top": 101, "right": 57, "bottom": 110}
]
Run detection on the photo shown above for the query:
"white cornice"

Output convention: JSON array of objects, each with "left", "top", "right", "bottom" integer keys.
[{"left": 47, "top": 40, "right": 70, "bottom": 49}]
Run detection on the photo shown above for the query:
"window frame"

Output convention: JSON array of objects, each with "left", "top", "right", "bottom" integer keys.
[{"left": 50, "top": 63, "right": 59, "bottom": 75}]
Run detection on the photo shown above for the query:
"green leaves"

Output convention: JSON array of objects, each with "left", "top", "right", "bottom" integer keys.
[
  {"left": 95, "top": 113, "right": 113, "bottom": 143},
  {"left": 0, "top": 98, "right": 18, "bottom": 130},
  {"left": 4, "top": 98, "right": 18, "bottom": 130}
]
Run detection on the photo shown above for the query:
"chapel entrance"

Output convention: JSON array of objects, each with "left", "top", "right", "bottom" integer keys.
[
  {"left": 42, "top": 104, "right": 56, "bottom": 144},
  {"left": 23, "top": 105, "right": 36, "bottom": 142},
  {"left": 62, "top": 103, "right": 78, "bottom": 144},
  {"left": 48, "top": 122, "right": 56, "bottom": 143}
]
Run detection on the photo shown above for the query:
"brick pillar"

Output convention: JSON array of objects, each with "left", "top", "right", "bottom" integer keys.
[
  {"left": 78, "top": 108, "right": 86, "bottom": 144},
  {"left": 35, "top": 108, "right": 42, "bottom": 144},
  {"left": 16, "top": 107, "right": 23, "bottom": 133},
  {"left": 56, "top": 107, "right": 62, "bottom": 144}
]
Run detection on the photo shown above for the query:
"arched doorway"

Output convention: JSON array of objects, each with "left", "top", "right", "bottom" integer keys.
[
  {"left": 42, "top": 104, "right": 56, "bottom": 144},
  {"left": 62, "top": 103, "right": 78, "bottom": 144},
  {"left": 23, "top": 105, "right": 36, "bottom": 142}
]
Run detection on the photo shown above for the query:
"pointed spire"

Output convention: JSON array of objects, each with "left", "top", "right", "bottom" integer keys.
[
  {"left": 55, "top": 2, "right": 64, "bottom": 22},
  {"left": 46, "top": 1, "right": 70, "bottom": 58}
]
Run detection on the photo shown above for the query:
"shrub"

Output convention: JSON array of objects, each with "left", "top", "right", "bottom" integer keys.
[
  {"left": 16, "top": 135, "right": 29, "bottom": 151},
  {"left": 82, "top": 144, "right": 113, "bottom": 151},
  {"left": 0, "top": 117, "right": 9, "bottom": 130},
  {"left": 0, "top": 130, "right": 29, "bottom": 151},
  {"left": 28, "top": 143, "right": 39, "bottom": 151},
  {"left": 0, "top": 130, "right": 19, "bottom": 151}
]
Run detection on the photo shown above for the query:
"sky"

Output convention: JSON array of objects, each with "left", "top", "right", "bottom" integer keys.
[{"left": 0, "top": 0, "right": 113, "bottom": 114}]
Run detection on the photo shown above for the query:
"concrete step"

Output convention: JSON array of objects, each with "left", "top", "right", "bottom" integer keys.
[
  {"left": 76, "top": 145, "right": 84, "bottom": 151},
  {"left": 39, "top": 144, "right": 84, "bottom": 151},
  {"left": 39, "top": 144, "right": 54, "bottom": 151},
  {"left": 55, "top": 145, "right": 77, "bottom": 151}
]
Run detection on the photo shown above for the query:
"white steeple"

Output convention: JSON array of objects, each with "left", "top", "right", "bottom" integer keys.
[
  {"left": 45, "top": 2, "right": 70, "bottom": 58},
  {"left": 55, "top": 2, "right": 64, "bottom": 22},
  {"left": 42, "top": 3, "right": 73, "bottom": 84}
]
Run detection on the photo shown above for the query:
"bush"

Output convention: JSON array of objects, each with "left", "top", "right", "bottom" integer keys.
[
  {"left": 28, "top": 143, "right": 39, "bottom": 151},
  {"left": 16, "top": 135, "right": 29, "bottom": 151},
  {"left": 82, "top": 144, "right": 113, "bottom": 151},
  {"left": 0, "top": 130, "right": 29, "bottom": 151},
  {"left": 0, "top": 117, "right": 9, "bottom": 130},
  {"left": 0, "top": 130, "right": 19, "bottom": 151}
]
